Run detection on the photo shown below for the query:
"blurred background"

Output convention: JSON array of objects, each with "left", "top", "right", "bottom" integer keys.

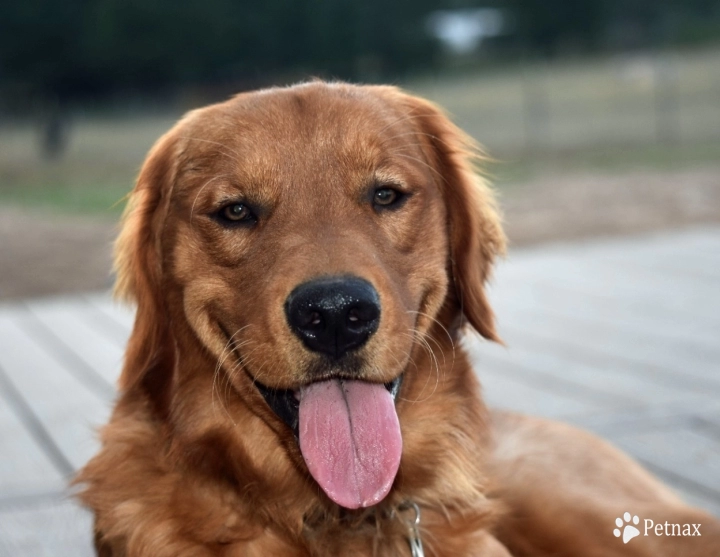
[
  {"left": 1, "top": 3, "right": 720, "bottom": 551},
  {"left": 1, "top": 0, "right": 719, "bottom": 298}
]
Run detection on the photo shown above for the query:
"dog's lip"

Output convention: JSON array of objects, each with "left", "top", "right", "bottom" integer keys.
[{"left": 254, "top": 375, "right": 403, "bottom": 437}]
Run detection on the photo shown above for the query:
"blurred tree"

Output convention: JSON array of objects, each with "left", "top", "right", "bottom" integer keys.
[
  {"left": 0, "top": 0, "right": 438, "bottom": 102},
  {"left": 0, "top": 0, "right": 88, "bottom": 98},
  {"left": 0, "top": 0, "right": 719, "bottom": 105},
  {"left": 509, "top": 0, "right": 604, "bottom": 54}
]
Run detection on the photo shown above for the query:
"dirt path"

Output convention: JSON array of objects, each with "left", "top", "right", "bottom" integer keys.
[
  {"left": 500, "top": 165, "right": 720, "bottom": 246},
  {"left": 0, "top": 209, "right": 116, "bottom": 300},
  {"left": 1, "top": 165, "right": 719, "bottom": 300}
]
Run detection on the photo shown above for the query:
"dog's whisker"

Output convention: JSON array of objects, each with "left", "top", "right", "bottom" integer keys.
[
  {"left": 414, "top": 327, "right": 446, "bottom": 366},
  {"left": 405, "top": 327, "right": 441, "bottom": 375},
  {"left": 217, "top": 340, "right": 256, "bottom": 403},
  {"left": 224, "top": 343, "right": 276, "bottom": 406},
  {"left": 406, "top": 309, "right": 456, "bottom": 374},
  {"left": 415, "top": 334, "right": 442, "bottom": 402},
  {"left": 224, "top": 342, "right": 264, "bottom": 392},
  {"left": 417, "top": 331, "right": 442, "bottom": 396},
  {"left": 399, "top": 330, "right": 441, "bottom": 404},
  {"left": 215, "top": 324, "right": 251, "bottom": 371},
  {"left": 214, "top": 336, "right": 252, "bottom": 391},
  {"left": 213, "top": 325, "right": 252, "bottom": 389},
  {"left": 405, "top": 310, "right": 455, "bottom": 351},
  {"left": 385, "top": 348, "right": 408, "bottom": 380},
  {"left": 213, "top": 348, "right": 255, "bottom": 424},
  {"left": 212, "top": 325, "right": 254, "bottom": 421},
  {"left": 395, "top": 345, "right": 421, "bottom": 402}
]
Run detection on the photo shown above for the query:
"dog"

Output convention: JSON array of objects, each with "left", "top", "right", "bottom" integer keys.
[{"left": 77, "top": 81, "right": 720, "bottom": 556}]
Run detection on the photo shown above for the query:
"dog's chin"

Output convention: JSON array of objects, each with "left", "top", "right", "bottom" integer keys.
[{"left": 253, "top": 373, "right": 403, "bottom": 438}]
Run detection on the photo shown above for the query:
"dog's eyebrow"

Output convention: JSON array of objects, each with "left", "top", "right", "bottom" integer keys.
[
  {"left": 178, "top": 136, "right": 243, "bottom": 162},
  {"left": 372, "top": 156, "right": 431, "bottom": 188},
  {"left": 372, "top": 168, "right": 408, "bottom": 186},
  {"left": 189, "top": 175, "right": 228, "bottom": 221},
  {"left": 179, "top": 176, "right": 256, "bottom": 212}
]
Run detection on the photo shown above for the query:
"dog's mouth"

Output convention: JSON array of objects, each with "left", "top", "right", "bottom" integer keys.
[
  {"left": 254, "top": 375, "right": 403, "bottom": 510},
  {"left": 255, "top": 375, "right": 402, "bottom": 435}
]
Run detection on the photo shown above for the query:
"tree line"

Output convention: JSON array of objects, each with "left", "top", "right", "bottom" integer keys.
[{"left": 1, "top": 0, "right": 719, "bottom": 104}]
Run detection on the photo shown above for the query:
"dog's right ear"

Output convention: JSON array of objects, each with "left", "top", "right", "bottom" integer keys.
[
  {"left": 379, "top": 89, "right": 506, "bottom": 342},
  {"left": 114, "top": 130, "right": 180, "bottom": 405}
]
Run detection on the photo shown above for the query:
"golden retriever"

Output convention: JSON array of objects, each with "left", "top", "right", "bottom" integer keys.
[{"left": 77, "top": 81, "right": 720, "bottom": 556}]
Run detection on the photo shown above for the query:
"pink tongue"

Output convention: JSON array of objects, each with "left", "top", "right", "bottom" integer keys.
[{"left": 299, "top": 379, "right": 402, "bottom": 509}]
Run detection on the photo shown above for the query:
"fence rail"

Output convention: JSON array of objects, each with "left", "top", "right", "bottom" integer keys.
[{"left": 414, "top": 48, "right": 720, "bottom": 158}]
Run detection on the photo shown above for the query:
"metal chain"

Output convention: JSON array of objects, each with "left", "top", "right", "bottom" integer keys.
[{"left": 398, "top": 501, "right": 425, "bottom": 557}]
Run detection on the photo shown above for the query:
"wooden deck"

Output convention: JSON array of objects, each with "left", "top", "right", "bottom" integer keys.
[{"left": 1, "top": 226, "right": 719, "bottom": 555}]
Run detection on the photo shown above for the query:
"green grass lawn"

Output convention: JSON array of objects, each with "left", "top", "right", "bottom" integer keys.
[
  {"left": 0, "top": 116, "right": 176, "bottom": 215},
  {"left": 485, "top": 141, "right": 720, "bottom": 186},
  {"left": 0, "top": 180, "right": 131, "bottom": 216}
]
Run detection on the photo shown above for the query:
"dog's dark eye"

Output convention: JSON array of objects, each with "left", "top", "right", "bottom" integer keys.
[
  {"left": 373, "top": 187, "right": 403, "bottom": 209},
  {"left": 218, "top": 203, "right": 255, "bottom": 224}
]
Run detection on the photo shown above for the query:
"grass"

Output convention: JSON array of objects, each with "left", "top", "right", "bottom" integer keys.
[
  {"left": 485, "top": 140, "right": 720, "bottom": 186},
  {"left": 0, "top": 115, "right": 175, "bottom": 216},
  {"left": 0, "top": 180, "right": 131, "bottom": 215},
  {"left": 1, "top": 47, "right": 719, "bottom": 216}
]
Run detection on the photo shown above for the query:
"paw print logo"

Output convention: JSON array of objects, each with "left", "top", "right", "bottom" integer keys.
[{"left": 614, "top": 512, "right": 640, "bottom": 544}]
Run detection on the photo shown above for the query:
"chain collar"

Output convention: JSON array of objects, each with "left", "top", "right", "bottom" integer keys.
[{"left": 395, "top": 501, "right": 425, "bottom": 557}]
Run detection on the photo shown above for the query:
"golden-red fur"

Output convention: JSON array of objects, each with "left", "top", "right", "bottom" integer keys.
[{"left": 77, "top": 82, "right": 719, "bottom": 556}]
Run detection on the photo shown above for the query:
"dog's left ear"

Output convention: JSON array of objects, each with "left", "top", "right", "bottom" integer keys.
[{"left": 380, "top": 88, "right": 506, "bottom": 341}]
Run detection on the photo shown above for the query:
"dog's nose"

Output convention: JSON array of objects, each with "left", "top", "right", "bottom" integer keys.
[{"left": 285, "top": 277, "right": 381, "bottom": 358}]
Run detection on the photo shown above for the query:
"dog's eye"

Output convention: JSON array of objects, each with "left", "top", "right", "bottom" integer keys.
[
  {"left": 373, "top": 187, "right": 403, "bottom": 208},
  {"left": 218, "top": 203, "right": 255, "bottom": 224}
]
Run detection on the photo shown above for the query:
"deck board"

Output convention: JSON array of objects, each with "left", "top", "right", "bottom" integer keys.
[
  {"left": 0, "top": 313, "right": 112, "bottom": 472},
  {"left": 1, "top": 225, "right": 718, "bottom": 554},
  {"left": 25, "top": 298, "right": 126, "bottom": 384},
  {"left": 0, "top": 371, "right": 65, "bottom": 498},
  {"left": 0, "top": 499, "right": 93, "bottom": 557}
]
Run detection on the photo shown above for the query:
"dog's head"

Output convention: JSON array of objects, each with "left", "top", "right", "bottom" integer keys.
[{"left": 115, "top": 82, "right": 504, "bottom": 510}]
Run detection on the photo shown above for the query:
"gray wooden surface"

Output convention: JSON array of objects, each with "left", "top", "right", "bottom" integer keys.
[{"left": 1, "top": 226, "right": 718, "bottom": 556}]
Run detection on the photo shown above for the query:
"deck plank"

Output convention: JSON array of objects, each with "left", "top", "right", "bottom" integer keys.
[
  {"left": 0, "top": 499, "right": 93, "bottom": 557},
  {"left": 0, "top": 312, "right": 113, "bottom": 473},
  {"left": 493, "top": 311, "right": 720, "bottom": 382},
  {"left": 496, "top": 251, "right": 720, "bottom": 321},
  {"left": 84, "top": 294, "right": 134, "bottom": 333},
  {"left": 0, "top": 373, "right": 65, "bottom": 499},
  {"left": 472, "top": 337, "right": 714, "bottom": 408},
  {"left": 474, "top": 366, "right": 609, "bottom": 418},
  {"left": 492, "top": 279, "right": 720, "bottom": 349},
  {"left": 25, "top": 298, "right": 125, "bottom": 386}
]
